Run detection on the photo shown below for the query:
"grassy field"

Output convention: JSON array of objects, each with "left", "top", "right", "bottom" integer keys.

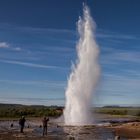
[
  {"left": 0, "top": 103, "right": 63, "bottom": 118},
  {"left": 95, "top": 106, "right": 140, "bottom": 117},
  {"left": 0, "top": 103, "right": 140, "bottom": 118}
]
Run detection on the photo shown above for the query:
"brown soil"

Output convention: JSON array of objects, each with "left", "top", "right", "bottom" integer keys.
[
  {"left": 0, "top": 129, "right": 64, "bottom": 140},
  {"left": 110, "top": 122, "right": 140, "bottom": 139}
]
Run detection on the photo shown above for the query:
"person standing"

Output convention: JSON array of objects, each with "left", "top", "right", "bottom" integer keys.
[
  {"left": 19, "top": 116, "right": 26, "bottom": 133},
  {"left": 42, "top": 117, "right": 49, "bottom": 136}
]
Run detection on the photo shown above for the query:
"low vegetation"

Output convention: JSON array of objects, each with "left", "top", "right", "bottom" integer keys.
[
  {"left": 95, "top": 106, "right": 140, "bottom": 117},
  {"left": 0, "top": 103, "right": 140, "bottom": 118},
  {"left": 0, "top": 104, "right": 63, "bottom": 118}
]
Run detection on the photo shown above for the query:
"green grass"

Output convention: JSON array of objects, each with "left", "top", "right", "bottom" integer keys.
[
  {"left": 0, "top": 103, "right": 63, "bottom": 118},
  {"left": 94, "top": 107, "right": 140, "bottom": 117},
  {"left": 0, "top": 103, "right": 140, "bottom": 118}
]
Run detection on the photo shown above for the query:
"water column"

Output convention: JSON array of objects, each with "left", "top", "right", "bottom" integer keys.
[{"left": 64, "top": 5, "right": 100, "bottom": 125}]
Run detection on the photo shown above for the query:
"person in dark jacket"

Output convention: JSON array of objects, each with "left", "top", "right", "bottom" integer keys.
[
  {"left": 19, "top": 116, "right": 26, "bottom": 133},
  {"left": 42, "top": 117, "right": 49, "bottom": 136}
]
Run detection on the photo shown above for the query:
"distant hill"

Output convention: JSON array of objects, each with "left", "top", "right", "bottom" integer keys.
[{"left": 0, "top": 103, "right": 63, "bottom": 118}]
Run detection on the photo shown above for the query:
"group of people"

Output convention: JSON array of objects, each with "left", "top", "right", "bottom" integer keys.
[{"left": 19, "top": 116, "right": 49, "bottom": 136}]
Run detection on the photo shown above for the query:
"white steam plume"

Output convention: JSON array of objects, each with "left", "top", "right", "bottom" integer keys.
[{"left": 64, "top": 5, "right": 100, "bottom": 125}]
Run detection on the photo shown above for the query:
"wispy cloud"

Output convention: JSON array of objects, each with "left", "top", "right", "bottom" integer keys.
[
  {"left": 1, "top": 23, "right": 139, "bottom": 40},
  {"left": 0, "top": 79, "right": 66, "bottom": 88},
  {"left": 0, "top": 97, "right": 65, "bottom": 106},
  {"left": 0, "top": 41, "right": 22, "bottom": 52},
  {"left": 113, "top": 52, "right": 140, "bottom": 63},
  {"left": 1, "top": 23, "right": 139, "bottom": 42},
  {"left": 0, "top": 23, "right": 76, "bottom": 37},
  {"left": 13, "top": 47, "right": 22, "bottom": 51},
  {"left": 11, "top": 24, "right": 76, "bottom": 35},
  {"left": 96, "top": 29, "right": 140, "bottom": 40},
  {"left": 0, "top": 42, "right": 9, "bottom": 48},
  {"left": 97, "top": 72, "right": 140, "bottom": 103},
  {"left": 101, "top": 50, "right": 140, "bottom": 65},
  {"left": 97, "top": 33, "right": 139, "bottom": 40},
  {"left": 0, "top": 59, "right": 67, "bottom": 70}
]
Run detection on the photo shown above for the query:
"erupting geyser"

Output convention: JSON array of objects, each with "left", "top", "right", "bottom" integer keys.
[{"left": 64, "top": 5, "right": 100, "bottom": 125}]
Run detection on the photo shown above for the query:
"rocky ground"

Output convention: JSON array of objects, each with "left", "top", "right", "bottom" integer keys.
[
  {"left": 109, "top": 122, "right": 140, "bottom": 139},
  {"left": 0, "top": 119, "right": 140, "bottom": 140}
]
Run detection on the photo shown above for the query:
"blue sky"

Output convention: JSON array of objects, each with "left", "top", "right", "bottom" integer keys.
[{"left": 0, "top": 0, "right": 140, "bottom": 106}]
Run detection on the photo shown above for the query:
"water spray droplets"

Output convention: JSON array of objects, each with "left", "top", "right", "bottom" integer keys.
[{"left": 64, "top": 5, "right": 100, "bottom": 125}]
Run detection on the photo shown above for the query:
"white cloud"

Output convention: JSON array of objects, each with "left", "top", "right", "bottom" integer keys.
[
  {"left": 0, "top": 79, "right": 66, "bottom": 88},
  {"left": 114, "top": 52, "right": 140, "bottom": 63},
  {"left": 101, "top": 50, "right": 140, "bottom": 65},
  {"left": 0, "top": 97, "right": 64, "bottom": 106},
  {"left": 97, "top": 33, "right": 139, "bottom": 40},
  {"left": 0, "top": 42, "right": 9, "bottom": 48},
  {"left": 13, "top": 25, "right": 75, "bottom": 35},
  {"left": 96, "top": 72, "right": 140, "bottom": 103},
  {"left": 13, "top": 47, "right": 22, "bottom": 51},
  {"left": 0, "top": 42, "right": 22, "bottom": 52},
  {"left": 96, "top": 29, "right": 140, "bottom": 40},
  {"left": 0, "top": 59, "right": 67, "bottom": 70}
]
